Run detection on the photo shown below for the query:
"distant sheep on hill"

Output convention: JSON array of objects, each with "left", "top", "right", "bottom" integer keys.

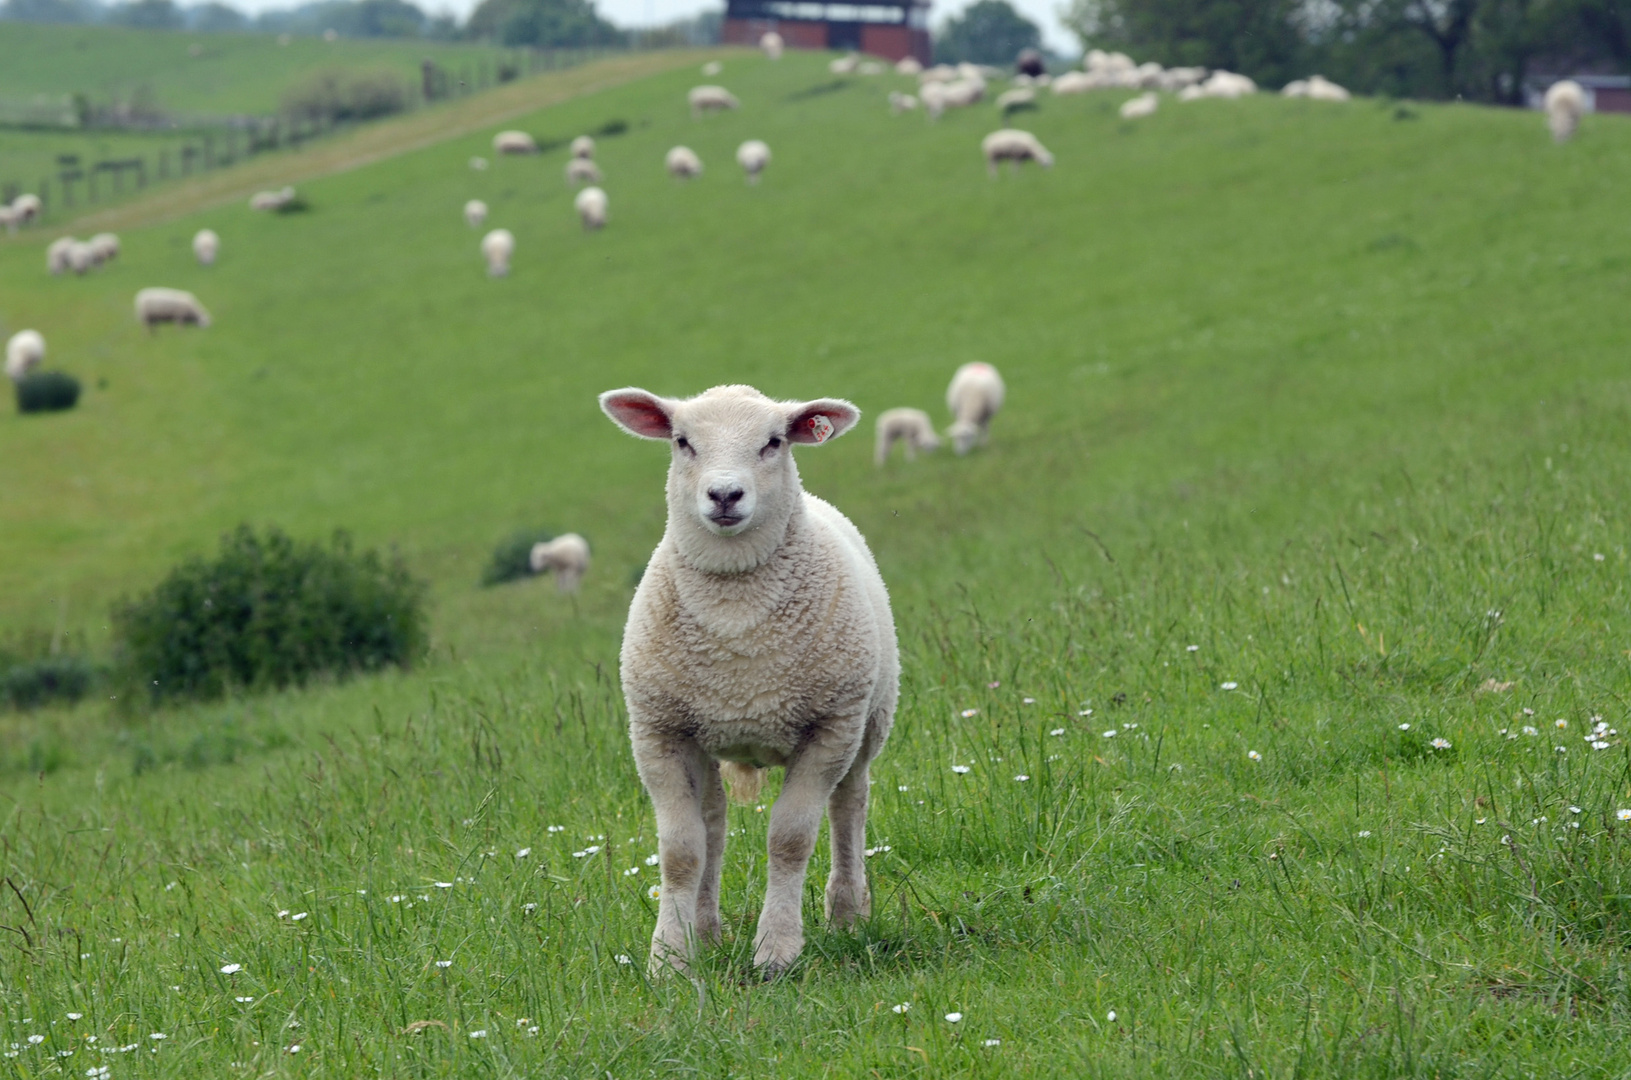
[
  {"left": 689, "top": 85, "right": 739, "bottom": 117},
  {"left": 249, "top": 186, "right": 296, "bottom": 211},
  {"left": 666, "top": 145, "right": 703, "bottom": 179},
  {"left": 947, "top": 361, "right": 1004, "bottom": 454},
  {"left": 566, "top": 158, "right": 603, "bottom": 185},
  {"left": 760, "top": 31, "right": 783, "bottom": 59},
  {"left": 88, "top": 233, "right": 120, "bottom": 263},
  {"left": 481, "top": 229, "right": 514, "bottom": 276},
  {"left": 995, "top": 87, "right": 1035, "bottom": 111},
  {"left": 529, "top": 533, "right": 591, "bottom": 593},
  {"left": 193, "top": 229, "right": 220, "bottom": 265},
  {"left": 571, "top": 135, "right": 595, "bottom": 159},
  {"left": 575, "top": 186, "right": 608, "bottom": 230},
  {"left": 1283, "top": 75, "right": 1351, "bottom": 100},
  {"left": 1120, "top": 92, "right": 1158, "bottom": 118},
  {"left": 874, "top": 407, "right": 940, "bottom": 465},
  {"left": 46, "top": 237, "right": 75, "bottom": 275},
  {"left": 1545, "top": 80, "right": 1585, "bottom": 142},
  {"left": 896, "top": 56, "right": 922, "bottom": 75},
  {"left": 981, "top": 129, "right": 1053, "bottom": 175},
  {"left": 10, "top": 194, "right": 42, "bottom": 228},
  {"left": 66, "top": 240, "right": 100, "bottom": 275},
  {"left": 830, "top": 53, "right": 859, "bottom": 74},
  {"left": 889, "top": 91, "right": 919, "bottom": 114},
  {"left": 493, "top": 130, "right": 538, "bottom": 154},
  {"left": 736, "top": 140, "right": 771, "bottom": 184},
  {"left": 464, "top": 199, "right": 488, "bottom": 228},
  {"left": 135, "top": 287, "right": 211, "bottom": 330},
  {"left": 5, "top": 330, "right": 45, "bottom": 382},
  {"left": 1181, "top": 71, "right": 1257, "bottom": 100}
]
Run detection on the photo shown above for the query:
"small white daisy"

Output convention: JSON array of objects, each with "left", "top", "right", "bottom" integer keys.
[
  {"left": 1617, "top": 809, "right": 1631, "bottom": 821},
  {"left": 469, "top": 1030, "right": 487, "bottom": 1039},
  {"left": 951, "top": 765, "right": 970, "bottom": 774},
  {"left": 435, "top": 960, "right": 452, "bottom": 968},
  {"left": 1221, "top": 682, "right": 1238, "bottom": 691},
  {"left": 644, "top": 853, "right": 660, "bottom": 866},
  {"left": 1430, "top": 738, "right": 1451, "bottom": 750},
  {"left": 898, "top": 785, "right": 909, "bottom": 792},
  {"left": 148, "top": 1034, "right": 166, "bottom": 1041},
  {"left": 547, "top": 825, "right": 564, "bottom": 833},
  {"left": 1107, "top": 1010, "right": 1117, "bottom": 1022},
  {"left": 1247, "top": 750, "right": 1262, "bottom": 761},
  {"left": 891, "top": 1003, "right": 911, "bottom": 1014},
  {"left": 983, "top": 1039, "right": 1002, "bottom": 1047},
  {"left": 647, "top": 885, "right": 661, "bottom": 900},
  {"left": 945, "top": 1012, "right": 963, "bottom": 1023},
  {"left": 961, "top": 709, "right": 979, "bottom": 718},
  {"left": 1556, "top": 719, "right": 1568, "bottom": 729},
  {"left": 515, "top": 848, "right": 531, "bottom": 859},
  {"left": 291, "top": 912, "right": 308, "bottom": 921},
  {"left": 1522, "top": 726, "right": 1538, "bottom": 735},
  {"left": 614, "top": 954, "right": 633, "bottom": 965},
  {"left": 1357, "top": 830, "right": 1371, "bottom": 838},
  {"left": 435, "top": 881, "right": 454, "bottom": 888},
  {"left": 522, "top": 902, "right": 538, "bottom": 911},
  {"left": 1397, "top": 723, "right": 1410, "bottom": 731},
  {"left": 1014, "top": 774, "right": 1030, "bottom": 782},
  {"left": 1474, "top": 817, "right": 1486, "bottom": 824},
  {"left": 219, "top": 963, "right": 241, "bottom": 974},
  {"left": 1022, "top": 697, "right": 1036, "bottom": 704},
  {"left": 236, "top": 996, "right": 253, "bottom": 1003},
  {"left": 623, "top": 867, "right": 639, "bottom": 876},
  {"left": 1050, "top": 728, "right": 1065, "bottom": 736},
  {"left": 1102, "top": 730, "right": 1117, "bottom": 739}
]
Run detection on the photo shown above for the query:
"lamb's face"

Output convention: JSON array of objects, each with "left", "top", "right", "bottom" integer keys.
[{"left": 949, "top": 420, "right": 979, "bottom": 456}]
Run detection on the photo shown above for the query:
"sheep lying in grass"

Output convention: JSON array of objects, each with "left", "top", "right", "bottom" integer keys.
[
  {"left": 571, "top": 135, "right": 595, "bottom": 159},
  {"left": 135, "top": 287, "right": 211, "bottom": 330},
  {"left": 1545, "top": 80, "right": 1584, "bottom": 143},
  {"left": 982, "top": 129, "right": 1053, "bottom": 176},
  {"left": 689, "top": 85, "right": 739, "bottom": 118},
  {"left": 1051, "top": 70, "right": 1095, "bottom": 95},
  {"left": 88, "top": 233, "right": 120, "bottom": 263},
  {"left": 923, "top": 76, "right": 985, "bottom": 118},
  {"left": 249, "top": 186, "right": 296, "bottom": 211},
  {"left": 995, "top": 87, "right": 1035, "bottom": 112},
  {"left": 5, "top": 330, "right": 44, "bottom": 382},
  {"left": 947, "top": 361, "right": 1004, "bottom": 454},
  {"left": 599, "top": 383, "right": 899, "bottom": 978},
  {"left": 888, "top": 90, "right": 919, "bottom": 114},
  {"left": 830, "top": 53, "right": 859, "bottom": 74},
  {"left": 529, "top": 533, "right": 591, "bottom": 593},
  {"left": 565, "top": 157, "right": 603, "bottom": 185},
  {"left": 481, "top": 228, "right": 514, "bottom": 276},
  {"left": 874, "top": 407, "right": 940, "bottom": 465},
  {"left": 193, "top": 229, "right": 220, "bottom": 265},
  {"left": 1182, "top": 71, "right": 1257, "bottom": 100},
  {"left": 760, "top": 31, "right": 783, "bottom": 59},
  {"left": 1283, "top": 75, "right": 1350, "bottom": 100},
  {"left": 575, "top": 186, "right": 608, "bottom": 230},
  {"left": 493, "top": 130, "right": 538, "bottom": 154},
  {"left": 464, "top": 199, "right": 488, "bottom": 228},
  {"left": 666, "top": 145, "right": 703, "bottom": 179},
  {"left": 737, "top": 140, "right": 771, "bottom": 184},
  {"left": 1120, "top": 92, "right": 1158, "bottom": 118},
  {"left": 896, "top": 56, "right": 922, "bottom": 75}
]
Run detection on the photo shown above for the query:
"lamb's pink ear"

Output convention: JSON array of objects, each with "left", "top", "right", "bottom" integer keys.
[
  {"left": 600, "top": 388, "right": 675, "bottom": 440},
  {"left": 786, "top": 398, "right": 861, "bottom": 445}
]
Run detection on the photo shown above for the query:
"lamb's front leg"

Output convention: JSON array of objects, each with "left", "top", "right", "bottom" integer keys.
[
  {"left": 825, "top": 759, "right": 870, "bottom": 927},
  {"left": 632, "top": 734, "right": 711, "bottom": 975},
  {"left": 694, "top": 760, "right": 727, "bottom": 945}
]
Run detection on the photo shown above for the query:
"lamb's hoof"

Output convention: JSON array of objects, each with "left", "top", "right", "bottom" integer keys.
[{"left": 694, "top": 915, "right": 722, "bottom": 945}]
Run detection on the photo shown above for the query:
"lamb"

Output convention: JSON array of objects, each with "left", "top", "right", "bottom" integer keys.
[
  {"left": 666, "top": 145, "right": 703, "bottom": 179},
  {"left": 134, "top": 287, "right": 211, "bottom": 330},
  {"left": 888, "top": 90, "right": 919, "bottom": 114},
  {"left": 575, "top": 186, "right": 608, "bottom": 230},
  {"left": 1185, "top": 70, "right": 1257, "bottom": 99},
  {"left": 565, "top": 157, "right": 603, "bottom": 185},
  {"left": 0, "top": 205, "right": 17, "bottom": 234},
  {"left": 736, "top": 140, "right": 771, "bottom": 184},
  {"left": 1545, "top": 80, "right": 1585, "bottom": 143},
  {"left": 922, "top": 77, "right": 984, "bottom": 119},
  {"left": 464, "top": 199, "right": 488, "bottom": 228},
  {"left": 10, "top": 194, "right": 41, "bottom": 227},
  {"left": 528, "top": 533, "right": 591, "bottom": 593},
  {"left": 896, "top": 56, "right": 922, "bottom": 75},
  {"left": 1120, "top": 91, "right": 1158, "bottom": 119},
  {"left": 570, "top": 135, "right": 595, "bottom": 159},
  {"left": 995, "top": 87, "right": 1035, "bottom": 111},
  {"left": 599, "top": 384, "right": 899, "bottom": 977},
  {"left": 248, "top": 186, "right": 296, "bottom": 211},
  {"left": 981, "top": 129, "right": 1054, "bottom": 176},
  {"left": 1283, "top": 75, "right": 1350, "bottom": 100},
  {"left": 874, "top": 407, "right": 940, "bottom": 465},
  {"left": 46, "top": 237, "right": 76, "bottom": 275},
  {"left": 858, "top": 60, "right": 885, "bottom": 75},
  {"left": 1051, "top": 70, "right": 1095, "bottom": 95},
  {"left": 689, "top": 85, "right": 740, "bottom": 118},
  {"left": 830, "top": 54, "right": 859, "bottom": 74},
  {"left": 88, "top": 232, "right": 120, "bottom": 263},
  {"left": 193, "top": 229, "right": 220, "bottom": 265},
  {"left": 481, "top": 228, "right": 514, "bottom": 275},
  {"left": 760, "top": 31, "right": 783, "bottom": 59},
  {"left": 946, "top": 361, "right": 1004, "bottom": 454},
  {"left": 5, "top": 330, "right": 44, "bottom": 382},
  {"left": 66, "top": 241, "right": 100, "bottom": 275},
  {"left": 493, "top": 130, "right": 538, "bottom": 154}
]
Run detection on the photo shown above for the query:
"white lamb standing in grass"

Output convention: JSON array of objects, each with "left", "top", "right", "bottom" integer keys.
[
  {"left": 493, "top": 130, "right": 538, "bottom": 154},
  {"left": 982, "top": 129, "right": 1053, "bottom": 176},
  {"left": 689, "top": 85, "right": 740, "bottom": 118},
  {"left": 666, "top": 145, "right": 703, "bottom": 179},
  {"left": 193, "top": 229, "right": 220, "bottom": 265},
  {"left": 529, "top": 533, "right": 591, "bottom": 593},
  {"left": 874, "top": 407, "right": 940, "bottom": 465},
  {"left": 888, "top": 90, "right": 919, "bottom": 114},
  {"left": 248, "top": 186, "right": 295, "bottom": 211},
  {"left": 46, "top": 236, "right": 76, "bottom": 275},
  {"left": 10, "top": 194, "right": 42, "bottom": 226},
  {"left": 135, "top": 287, "right": 210, "bottom": 330},
  {"left": 481, "top": 228, "right": 514, "bottom": 276},
  {"left": 565, "top": 157, "right": 603, "bottom": 185},
  {"left": 575, "top": 186, "right": 608, "bottom": 230},
  {"left": 830, "top": 53, "right": 860, "bottom": 75},
  {"left": 599, "top": 384, "right": 899, "bottom": 978},
  {"left": 88, "top": 232, "right": 120, "bottom": 263},
  {"left": 67, "top": 240, "right": 100, "bottom": 275},
  {"left": 570, "top": 135, "right": 595, "bottom": 159},
  {"left": 995, "top": 87, "right": 1035, "bottom": 111},
  {"left": 946, "top": 361, "right": 1005, "bottom": 454},
  {"left": 5, "top": 330, "right": 45, "bottom": 382},
  {"left": 737, "top": 140, "right": 771, "bottom": 184},
  {"left": 1120, "top": 91, "right": 1158, "bottom": 118},
  {"left": 1545, "top": 80, "right": 1585, "bottom": 143},
  {"left": 896, "top": 56, "right": 922, "bottom": 75},
  {"left": 760, "top": 31, "right": 783, "bottom": 60},
  {"left": 1051, "top": 70, "right": 1095, "bottom": 95},
  {"left": 464, "top": 199, "right": 488, "bottom": 228}
]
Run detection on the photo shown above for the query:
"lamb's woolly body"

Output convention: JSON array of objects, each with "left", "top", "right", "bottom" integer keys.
[
  {"left": 88, "top": 233, "right": 120, "bottom": 263},
  {"left": 947, "top": 361, "right": 1005, "bottom": 453},
  {"left": 736, "top": 140, "right": 770, "bottom": 183},
  {"left": 1120, "top": 92, "right": 1158, "bottom": 118},
  {"left": 895, "top": 56, "right": 922, "bottom": 75},
  {"left": 249, "top": 187, "right": 296, "bottom": 211},
  {"left": 874, "top": 407, "right": 940, "bottom": 465},
  {"left": 192, "top": 229, "right": 220, "bottom": 265},
  {"left": 493, "top": 130, "right": 538, "bottom": 154},
  {"left": 5, "top": 330, "right": 44, "bottom": 382},
  {"left": 463, "top": 200, "right": 488, "bottom": 228},
  {"left": 665, "top": 145, "right": 703, "bottom": 178},
  {"left": 981, "top": 129, "right": 1054, "bottom": 175},
  {"left": 570, "top": 135, "right": 595, "bottom": 159},
  {"left": 481, "top": 228, "right": 514, "bottom": 275},
  {"left": 575, "top": 187, "right": 608, "bottom": 229},
  {"left": 688, "top": 85, "right": 739, "bottom": 117},
  {"left": 1545, "top": 80, "right": 1585, "bottom": 142},
  {"left": 759, "top": 31, "right": 783, "bottom": 58},
  {"left": 888, "top": 90, "right": 919, "bottom": 113},
  {"left": 565, "top": 158, "right": 603, "bottom": 185},
  {"left": 46, "top": 237, "right": 75, "bottom": 275},
  {"left": 135, "top": 287, "right": 210, "bottom": 329},
  {"left": 529, "top": 533, "right": 591, "bottom": 593},
  {"left": 7, "top": 194, "right": 42, "bottom": 230}
]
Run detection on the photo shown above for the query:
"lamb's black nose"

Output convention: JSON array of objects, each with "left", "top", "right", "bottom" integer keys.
[{"left": 708, "top": 486, "right": 744, "bottom": 510}]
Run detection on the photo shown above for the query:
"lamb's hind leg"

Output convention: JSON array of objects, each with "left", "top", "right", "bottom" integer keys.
[
  {"left": 632, "top": 734, "right": 711, "bottom": 975},
  {"left": 825, "top": 758, "right": 871, "bottom": 926},
  {"left": 694, "top": 760, "right": 727, "bottom": 945}
]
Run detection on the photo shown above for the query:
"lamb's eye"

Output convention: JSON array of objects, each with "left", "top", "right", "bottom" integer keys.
[
  {"left": 766, "top": 436, "right": 782, "bottom": 450},
  {"left": 675, "top": 436, "right": 691, "bottom": 452}
]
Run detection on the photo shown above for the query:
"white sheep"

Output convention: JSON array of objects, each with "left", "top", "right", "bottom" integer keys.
[
  {"left": 919, "top": 64, "right": 957, "bottom": 83},
  {"left": 565, "top": 157, "right": 603, "bottom": 185},
  {"left": 896, "top": 56, "right": 922, "bottom": 75},
  {"left": 1283, "top": 75, "right": 1351, "bottom": 100},
  {"left": 464, "top": 199, "right": 488, "bottom": 228},
  {"left": 5, "top": 330, "right": 44, "bottom": 382},
  {"left": 493, "top": 130, "right": 538, "bottom": 154},
  {"left": 701, "top": 60, "right": 723, "bottom": 76},
  {"left": 1051, "top": 70, "right": 1095, "bottom": 95},
  {"left": 67, "top": 241, "right": 100, "bottom": 275},
  {"left": 858, "top": 60, "right": 885, "bottom": 75},
  {"left": 981, "top": 129, "right": 1054, "bottom": 176},
  {"left": 1545, "top": 80, "right": 1585, "bottom": 143},
  {"left": 830, "top": 53, "right": 859, "bottom": 74},
  {"left": 88, "top": 232, "right": 120, "bottom": 263},
  {"left": 0, "top": 205, "right": 17, "bottom": 234},
  {"left": 481, "top": 228, "right": 514, "bottom": 276},
  {"left": 528, "top": 533, "right": 591, "bottom": 593},
  {"left": 135, "top": 287, "right": 210, "bottom": 330},
  {"left": 248, "top": 186, "right": 296, "bottom": 211},
  {"left": 689, "top": 85, "right": 740, "bottom": 118},
  {"left": 874, "top": 407, "right": 940, "bottom": 465},
  {"left": 193, "top": 229, "right": 220, "bottom": 266},
  {"left": 946, "top": 361, "right": 1005, "bottom": 454},
  {"left": 1188, "top": 70, "right": 1257, "bottom": 99},
  {"left": 570, "top": 135, "right": 595, "bottom": 159},
  {"left": 888, "top": 90, "right": 919, "bottom": 114},
  {"left": 666, "top": 145, "right": 703, "bottom": 179},
  {"left": 923, "top": 77, "right": 985, "bottom": 119},
  {"left": 1159, "top": 67, "right": 1207, "bottom": 91},
  {"left": 10, "top": 194, "right": 42, "bottom": 227},
  {"left": 599, "top": 384, "right": 898, "bottom": 977},
  {"left": 1120, "top": 91, "right": 1158, "bottom": 119},
  {"left": 46, "top": 236, "right": 76, "bottom": 275},
  {"left": 760, "top": 31, "right": 783, "bottom": 59},
  {"left": 575, "top": 186, "right": 608, "bottom": 230},
  {"left": 736, "top": 140, "right": 771, "bottom": 184},
  {"left": 995, "top": 87, "right": 1035, "bottom": 111}
]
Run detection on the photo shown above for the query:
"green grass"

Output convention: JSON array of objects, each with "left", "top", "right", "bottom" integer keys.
[{"left": 2, "top": 53, "right": 1631, "bottom": 1075}]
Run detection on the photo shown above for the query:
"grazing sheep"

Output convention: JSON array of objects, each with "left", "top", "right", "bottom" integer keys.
[
  {"left": 918, "top": 63, "right": 957, "bottom": 83},
  {"left": 995, "top": 87, "right": 1035, "bottom": 111},
  {"left": 830, "top": 53, "right": 859, "bottom": 74},
  {"left": 1545, "top": 80, "right": 1585, "bottom": 143},
  {"left": 946, "top": 361, "right": 1004, "bottom": 454},
  {"left": 858, "top": 60, "right": 885, "bottom": 75},
  {"left": 481, "top": 228, "right": 514, "bottom": 276},
  {"left": 1017, "top": 47, "right": 1045, "bottom": 78},
  {"left": 10, "top": 194, "right": 42, "bottom": 226},
  {"left": 570, "top": 135, "right": 595, "bottom": 159},
  {"left": 599, "top": 383, "right": 898, "bottom": 977},
  {"left": 1051, "top": 70, "right": 1095, "bottom": 95},
  {"left": 0, "top": 205, "right": 17, "bottom": 234},
  {"left": 575, "top": 186, "right": 608, "bottom": 230},
  {"left": 66, "top": 241, "right": 100, "bottom": 275},
  {"left": 896, "top": 56, "right": 922, "bottom": 75},
  {"left": 702, "top": 60, "right": 723, "bottom": 76},
  {"left": 760, "top": 31, "right": 783, "bottom": 59},
  {"left": 1186, "top": 70, "right": 1256, "bottom": 99},
  {"left": 736, "top": 140, "right": 771, "bottom": 184},
  {"left": 5, "top": 330, "right": 44, "bottom": 382},
  {"left": 493, "top": 130, "right": 538, "bottom": 154},
  {"left": 874, "top": 407, "right": 940, "bottom": 465},
  {"left": 689, "top": 85, "right": 740, "bottom": 118},
  {"left": 193, "top": 229, "right": 220, "bottom": 266},
  {"left": 528, "top": 533, "right": 591, "bottom": 593},
  {"left": 888, "top": 90, "right": 919, "bottom": 114},
  {"left": 46, "top": 236, "right": 76, "bottom": 275},
  {"left": 666, "top": 145, "right": 703, "bottom": 179},
  {"left": 981, "top": 129, "right": 1054, "bottom": 176},
  {"left": 88, "top": 232, "right": 120, "bottom": 263},
  {"left": 1120, "top": 91, "right": 1158, "bottom": 119},
  {"left": 248, "top": 186, "right": 296, "bottom": 211},
  {"left": 1284, "top": 75, "right": 1350, "bottom": 100},
  {"left": 922, "top": 76, "right": 985, "bottom": 119},
  {"left": 565, "top": 157, "right": 603, "bottom": 185},
  {"left": 134, "top": 287, "right": 211, "bottom": 330},
  {"left": 464, "top": 199, "right": 488, "bottom": 228}
]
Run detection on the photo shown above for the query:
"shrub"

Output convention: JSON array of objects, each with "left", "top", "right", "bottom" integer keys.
[
  {"left": 15, "top": 371, "right": 81, "bottom": 414},
  {"left": 0, "top": 630, "right": 98, "bottom": 711},
  {"left": 112, "top": 525, "right": 427, "bottom": 703},
  {"left": 481, "top": 527, "right": 553, "bottom": 586},
  {"left": 281, "top": 68, "right": 409, "bottom": 124}
]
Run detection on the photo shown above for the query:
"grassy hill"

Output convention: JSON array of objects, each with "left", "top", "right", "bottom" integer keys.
[{"left": 1, "top": 53, "right": 1630, "bottom": 1074}]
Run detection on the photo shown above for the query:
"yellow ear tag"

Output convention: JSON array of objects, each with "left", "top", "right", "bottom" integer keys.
[{"left": 808, "top": 415, "right": 834, "bottom": 443}]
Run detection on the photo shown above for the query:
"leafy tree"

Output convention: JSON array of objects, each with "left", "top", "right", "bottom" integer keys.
[
  {"left": 107, "top": 0, "right": 183, "bottom": 24},
  {"left": 1062, "top": 0, "right": 1304, "bottom": 84},
  {"left": 189, "top": 0, "right": 247, "bottom": 29},
  {"left": 465, "top": 0, "right": 621, "bottom": 47},
  {"left": 934, "top": 0, "right": 1041, "bottom": 65},
  {"left": 0, "top": 0, "right": 101, "bottom": 21}
]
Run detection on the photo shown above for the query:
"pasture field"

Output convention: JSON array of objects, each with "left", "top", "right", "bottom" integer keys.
[{"left": 2, "top": 51, "right": 1631, "bottom": 1076}]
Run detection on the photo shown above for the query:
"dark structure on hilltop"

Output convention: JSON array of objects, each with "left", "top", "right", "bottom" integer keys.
[{"left": 722, "top": 0, "right": 931, "bottom": 63}]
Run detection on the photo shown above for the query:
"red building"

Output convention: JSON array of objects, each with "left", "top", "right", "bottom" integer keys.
[{"left": 723, "top": 0, "right": 932, "bottom": 65}]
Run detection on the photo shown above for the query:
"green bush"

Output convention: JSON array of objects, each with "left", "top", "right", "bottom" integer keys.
[
  {"left": 0, "top": 629, "right": 98, "bottom": 711},
  {"left": 481, "top": 527, "right": 553, "bottom": 586},
  {"left": 112, "top": 525, "right": 427, "bottom": 703},
  {"left": 280, "top": 68, "right": 409, "bottom": 124},
  {"left": 15, "top": 371, "right": 81, "bottom": 414}
]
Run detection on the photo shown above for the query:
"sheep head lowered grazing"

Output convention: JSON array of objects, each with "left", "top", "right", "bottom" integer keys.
[{"left": 600, "top": 384, "right": 900, "bottom": 978}]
